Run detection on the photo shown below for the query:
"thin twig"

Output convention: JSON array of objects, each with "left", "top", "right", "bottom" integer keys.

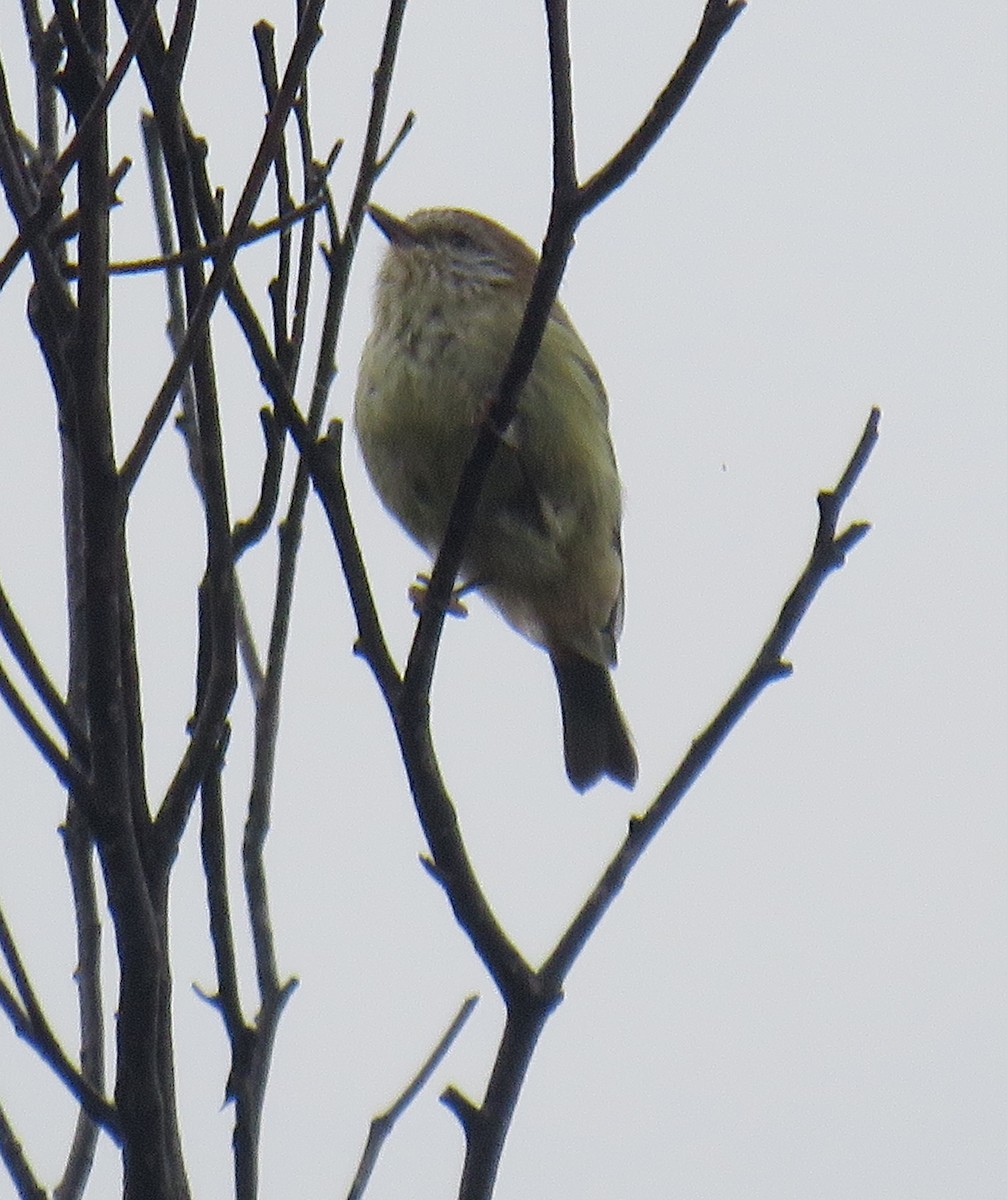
[
  {"left": 232, "top": 409, "right": 285, "bottom": 560},
  {"left": 0, "top": 664, "right": 88, "bottom": 792},
  {"left": 119, "top": 0, "right": 325, "bottom": 494},
  {"left": 346, "top": 996, "right": 478, "bottom": 1200},
  {"left": 0, "top": 0, "right": 157, "bottom": 290},
  {"left": 234, "top": 584, "right": 265, "bottom": 698},
  {"left": 342, "top": 0, "right": 409, "bottom": 246},
  {"left": 149, "top": 0, "right": 328, "bottom": 860},
  {"left": 63, "top": 196, "right": 325, "bottom": 277},
  {"left": 310, "top": 425, "right": 399, "bottom": 701},
  {"left": 198, "top": 734, "right": 247, "bottom": 1049},
  {"left": 55, "top": 801, "right": 105, "bottom": 1200},
  {"left": 19, "top": 0, "right": 62, "bottom": 168},
  {"left": 0, "top": 50, "right": 73, "bottom": 319},
  {"left": 0, "top": 1100, "right": 46, "bottom": 1200},
  {"left": 0, "top": 576, "right": 88, "bottom": 759},
  {"left": 579, "top": 0, "right": 746, "bottom": 214},
  {"left": 545, "top": 0, "right": 576, "bottom": 201},
  {"left": 284, "top": 41, "right": 327, "bottom": 383},
  {"left": 139, "top": 112, "right": 202, "bottom": 490},
  {"left": 0, "top": 903, "right": 120, "bottom": 1138},
  {"left": 373, "top": 110, "right": 415, "bottom": 176},
  {"left": 240, "top": 0, "right": 412, "bottom": 1004},
  {"left": 252, "top": 21, "right": 294, "bottom": 359},
  {"left": 163, "top": 0, "right": 197, "bottom": 97}
]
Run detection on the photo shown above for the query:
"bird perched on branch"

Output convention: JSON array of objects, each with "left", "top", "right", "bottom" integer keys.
[{"left": 354, "top": 205, "right": 636, "bottom": 791}]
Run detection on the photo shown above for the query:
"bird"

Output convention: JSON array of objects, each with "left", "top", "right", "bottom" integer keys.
[{"left": 354, "top": 205, "right": 637, "bottom": 791}]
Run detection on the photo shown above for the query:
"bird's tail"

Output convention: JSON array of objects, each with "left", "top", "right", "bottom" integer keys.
[{"left": 551, "top": 652, "right": 637, "bottom": 792}]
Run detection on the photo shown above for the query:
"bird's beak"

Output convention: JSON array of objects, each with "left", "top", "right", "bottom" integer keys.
[{"left": 367, "top": 204, "right": 417, "bottom": 247}]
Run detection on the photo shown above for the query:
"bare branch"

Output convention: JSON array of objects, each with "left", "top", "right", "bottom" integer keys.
[
  {"left": 0, "top": 0, "right": 157, "bottom": 291},
  {"left": 0, "top": 577, "right": 88, "bottom": 759},
  {"left": 172, "top": 11, "right": 414, "bottom": 1195},
  {"left": 239, "top": 0, "right": 413, "bottom": 1016},
  {"left": 373, "top": 109, "right": 415, "bottom": 177},
  {"left": 62, "top": 196, "right": 326, "bottom": 277},
  {"left": 544, "top": 0, "right": 576, "bottom": 200},
  {"left": 252, "top": 21, "right": 295, "bottom": 359},
  {"left": 234, "top": 585, "right": 265, "bottom": 698},
  {"left": 119, "top": 0, "right": 325, "bottom": 494},
  {"left": 0, "top": 903, "right": 120, "bottom": 1138},
  {"left": 149, "top": 0, "right": 328, "bottom": 862},
  {"left": 342, "top": 0, "right": 409, "bottom": 252},
  {"left": 55, "top": 803, "right": 106, "bottom": 1200},
  {"left": 377, "top": 6, "right": 750, "bottom": 1052},
  {"left": 198, "top": 735, "right": 247, "bottom": 1050},
  {"left": 311, "top": 424, "right": 400, "bottom": 700},
  {"left": 0, "top": 1101, "right": 46, "bottom": 1200},
  {"left": 0, "top": 663, "right": 88, "bottom": 792},
  {"left": 0, "top": 50, "right": 73, "bottom": 319},
  {"left": 18, "top": 0, "right": 62, "bottom": 165},
  {"left": 184, "top": 139, "right": 310, "bottom": 448},
  {"left": 231, "top": 408, "right": 285, "bottom": 560},
  {"left": 543, "top": 408, "right": 880, "bottom": 989},
  {"left": 284, "top": 36, "right": 329, "bottom": 382},
  {"left": 163, "top": 0, "right": 196, "bottom": 92},
  {"left": 579, "top": 0, "right": 746, "bottom": 214},
  {"left": 138, "top": 112, "right": 201, "bottom": 490},
  {"left": 340, "top": 4, "right": 820, "bottom": 1195},
  {"left": 347, "top": 996, "right": 478, "bottom": 1200},
  {"left": 457, "top": 1005, "right": 554, "bottom": 1200},
  {"left": 452, "top": 411, "right": 878, "bottom": 1200},
  {"left": 403, "top": 0, "right": 749, "bottom": 715}
]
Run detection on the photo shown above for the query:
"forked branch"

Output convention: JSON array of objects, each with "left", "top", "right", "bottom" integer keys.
[{"left": 458, "top": 408, "right": 879, "bottom": 1200}]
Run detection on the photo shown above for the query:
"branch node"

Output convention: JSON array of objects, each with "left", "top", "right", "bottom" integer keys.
[
  {"left": 440, "top": 1085, "right": 479, "bottom": 1134},
  {"left": 191, "top": 982, "right": 222, "bottom": 1010},
  {"left": 835, "top": 520, "right": 872, "bottom": 559},
  {"left": 419, "top": 854, "right": 446, "bottom": 887}
]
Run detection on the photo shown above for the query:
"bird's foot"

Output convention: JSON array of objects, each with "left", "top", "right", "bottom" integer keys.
[{"left": 409, "top": 574, "right": 471, "bottom": 618}]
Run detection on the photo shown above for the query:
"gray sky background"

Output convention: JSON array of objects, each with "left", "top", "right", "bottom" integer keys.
[{"left": 1, "top": 1, "right": 1004, "bottom": 1197}]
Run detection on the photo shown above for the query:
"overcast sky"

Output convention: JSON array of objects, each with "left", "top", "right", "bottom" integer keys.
[{"left": 1, "top": 1, "right": 1004, "bottom": 1198}]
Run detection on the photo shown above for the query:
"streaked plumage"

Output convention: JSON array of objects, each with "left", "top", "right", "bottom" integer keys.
[{"left": 355, "top": 207, "right": 636, "bottom": 790}]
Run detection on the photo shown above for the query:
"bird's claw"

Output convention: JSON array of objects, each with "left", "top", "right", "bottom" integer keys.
[{"left": 409, "top": 574, "right": 469, "bottom": 618}]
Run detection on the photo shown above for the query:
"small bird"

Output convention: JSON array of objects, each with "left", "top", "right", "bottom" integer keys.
[{"left": 354, "top": 206, "right": 637, "bottom": 791}]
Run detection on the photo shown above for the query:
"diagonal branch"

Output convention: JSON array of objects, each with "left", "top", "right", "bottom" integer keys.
[
  {"left": 579, "top": 0, "right": 746, "bottom": 214},
  {"left": 0, "top": 903, "right": 120, "bottom": 1138},
  {"left": 346, "top": 996, "right": 478, "bottom": 1200},
  {"left": 0, "top": 1099, "right": 45, "bottom": 1200},
  {"left": 119, "top": 0, "right": 325, "bottom": 495},
  {"left": 149, "top": 0, "right": 327, "bottom": 862},
  {"left": 0, "top": 578, "right": 89, "bottom": 761},
  {"left": 0, "top": 50, "right": 74, "bottom": 321},
  {"left": 542, "top": 407, "right": 880, "bottom": 989},
  {"left": 456, "top": 409, "right": 878, "bottom": 1200},
  {"left": 0, "top": 0, "right": 157, "bottom": 292},
  {"left": 311, "top": 426, "right": 400, "bottom": 700},
  {"left": 0, "top": 664, "right": 88, "bottom": 793}
]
